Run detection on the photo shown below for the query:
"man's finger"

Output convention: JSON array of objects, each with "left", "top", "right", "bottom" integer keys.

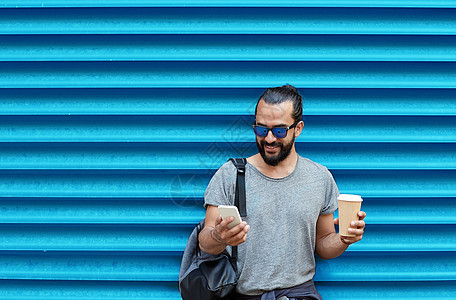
[
  {"left": 219, "top": 216, "right": 235, "bottom": 229},
  {"left": 230, "top": 225, "right": 250, "bottom": 245},
  {"left": 226, "top": 221, "right": 248, "bottom": 235},
  {"left": 351, "top": 220, "right": 365, "bottom": 229},
  {"left": 358, "top": 211, "right": 367, "bottom": 220},
  {"left": 348, "top": 228, "right": 364, "bottom": 236}
]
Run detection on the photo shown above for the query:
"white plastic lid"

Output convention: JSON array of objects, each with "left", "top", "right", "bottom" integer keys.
[{"left": 337, "top": 194, "right": 363, "bottom": 202}]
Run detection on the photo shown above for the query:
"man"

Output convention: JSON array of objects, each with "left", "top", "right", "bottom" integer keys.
[{"left": 199, "top": 85, "right": 366, "bottom": 299}]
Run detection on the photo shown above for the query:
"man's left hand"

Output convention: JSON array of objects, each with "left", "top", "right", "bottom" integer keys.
[{"left": 334, "top": 211, "right": 366, "bottom": 245}]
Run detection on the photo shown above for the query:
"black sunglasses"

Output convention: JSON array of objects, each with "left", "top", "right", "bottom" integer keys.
[{"left": 252, "top": 121, "right": 299, "bottom": 139}]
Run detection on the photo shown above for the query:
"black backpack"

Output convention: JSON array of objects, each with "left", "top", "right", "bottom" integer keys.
[{"left": 178, "top": 158, "right": 247, "bottom": 300}]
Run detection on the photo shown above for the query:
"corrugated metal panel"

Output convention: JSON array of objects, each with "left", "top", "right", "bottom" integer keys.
[
  {"left": 3, "top": 1, "right": 456, "bottom": 8},
  {"left": 0, "top": 2, "right": 455, "bottom": 300},
  {"left": 1, "top": 8, "right": 456, "bottom": 35},
  {"left": 2, "top": 89, "right": 456, "bottom": 115},
  {"left": 1, "top": 62, "right": 456, "bottom": 88}
]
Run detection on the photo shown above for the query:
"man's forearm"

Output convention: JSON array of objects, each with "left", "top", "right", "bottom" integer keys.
[
  {"left": 198, "top": 226, "right": 228, "bottom": 255},
  {"left": 315, "top": 232, "right": 349, "bottom": 260}
]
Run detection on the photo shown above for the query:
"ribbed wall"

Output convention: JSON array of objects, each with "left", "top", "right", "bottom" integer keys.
[{"left": 0, "top": 2, "right": 455, "bottom": 299}]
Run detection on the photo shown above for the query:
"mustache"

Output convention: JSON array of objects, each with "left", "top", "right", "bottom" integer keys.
[{"left": 261, "top": 140, "right": 282, "bottom": 148}]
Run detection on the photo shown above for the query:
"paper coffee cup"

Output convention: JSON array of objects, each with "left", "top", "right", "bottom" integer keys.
[{"left": 337, "top": 194, "right": 363, "bottom": 237}]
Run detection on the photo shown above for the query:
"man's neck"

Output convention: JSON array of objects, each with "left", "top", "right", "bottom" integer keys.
[{"left": 248, "top": 150, "right": 299, "bottom": 179}]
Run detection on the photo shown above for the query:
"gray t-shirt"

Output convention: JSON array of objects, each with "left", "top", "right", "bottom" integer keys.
[{"left": 204, "top": 156, "right": 339, "bottom": 296}]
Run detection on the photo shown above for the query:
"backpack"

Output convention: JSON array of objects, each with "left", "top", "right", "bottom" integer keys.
[{"left": 178, "top": 158, "right": 247, "bottom": 300}]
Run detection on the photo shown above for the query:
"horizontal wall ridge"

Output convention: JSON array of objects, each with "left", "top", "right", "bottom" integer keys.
[
  {"left": 0, "top": 115, "right": 454, "bottom": 142},
  {"left": 1, "top": 88, "right": 455, "bottom": 116},
  {"left": 0, "top": 7, "right": 455, "bottom": 35},
  {"left": 1, "top": 61, "right": 455, "bottom": 88},
  {"left": 0, "top": 142, "right": 455, "bottom": 170},
  {"left": 0, "top": 251, "right": 454, "bottom": 282},
  {"left": 2, "top": 1, "right": 456, "bottom": 8},
  {"left": 1, "top": 34, "right": 455, "bottom": 62},
  {"left": 0, "top": 280, "right": 454, "bottom": 300},
  {"left": 0, "top": 197, "right": 454, "bottom": 224},
  {"left": 0, "top": 170, "right": 453, "bottom": 198}
]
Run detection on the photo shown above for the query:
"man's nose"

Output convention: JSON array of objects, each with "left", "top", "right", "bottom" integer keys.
[{"left": 265, "top": 130, "right": 276, "bottom": 143}]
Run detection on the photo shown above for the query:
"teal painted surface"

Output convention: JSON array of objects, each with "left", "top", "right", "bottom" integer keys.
[
  {"left": 2, "top": 35, "right": 456, "bottom": 61},
  {"left": 0, "top": 115, "right": 455, "bottom": 142},
  {"left": 0, "top": 2, "right": 455, "bottom": 300},
  {"left": 1, "top": 8, "right": 456, "bottom": 35},
  {"left": 1, "top": 62, "right": 456, "bottom": 88},
  {"left": 1, "top": 89, "right": 456, "bottom": 115},
  {"left": 2, "top": 1, "right": 456, "bottom": 8}
]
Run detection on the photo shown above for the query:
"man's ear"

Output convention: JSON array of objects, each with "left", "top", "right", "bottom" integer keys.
[{"left": 295, "top": 121, "right": 304, "bottom": 137}]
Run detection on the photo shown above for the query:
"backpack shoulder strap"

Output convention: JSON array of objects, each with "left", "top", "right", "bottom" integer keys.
[
  {"left": 228, "top": 158, "right": 247, "bottom": 217},
  {"left": 228, "top": 158, "right": 247, "bottom": 265}
]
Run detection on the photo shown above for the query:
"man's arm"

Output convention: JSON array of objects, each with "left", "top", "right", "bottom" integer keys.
[
  {"left": 315, "top": 211, "right": 366, "bottom": 260},
  {"left": 199, "top": 205, "right": 250, "bottom": 255}
]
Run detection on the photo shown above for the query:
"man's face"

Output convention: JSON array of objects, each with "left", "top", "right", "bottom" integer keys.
[{"left": 254, "top": 100, "right": 300, "bottom": 166}]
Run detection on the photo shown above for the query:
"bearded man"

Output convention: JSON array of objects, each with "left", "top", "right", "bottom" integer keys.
[{"left": 198, "top": 85, "right": 366, "bottom": 299}]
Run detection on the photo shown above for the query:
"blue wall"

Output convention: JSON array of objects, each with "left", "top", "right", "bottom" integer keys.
[{"left": 0, "top": 1, "right": 455, "bottom": 299}]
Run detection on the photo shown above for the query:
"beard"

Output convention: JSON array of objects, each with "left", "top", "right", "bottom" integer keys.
[{"left": 256, "top": 133, "right": 295, "bottom": 167}]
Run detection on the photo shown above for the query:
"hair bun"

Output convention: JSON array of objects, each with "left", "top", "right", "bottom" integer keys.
[{"left": 282, "top": 84, "right": 298, "bottom": 92}]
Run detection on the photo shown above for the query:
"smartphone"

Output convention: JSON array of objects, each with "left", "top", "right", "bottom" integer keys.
[{"left": 218, "top": 205, "right": 242, "bottom": 229}]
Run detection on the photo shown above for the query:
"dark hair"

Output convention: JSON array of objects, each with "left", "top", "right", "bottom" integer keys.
[{"left": 255, "top": 84, "right": 303, "bottom": 122}]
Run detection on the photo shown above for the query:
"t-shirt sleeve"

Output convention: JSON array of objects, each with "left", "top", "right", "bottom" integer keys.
[
  {"left": 320, "top": 168, "right": 340, "bottom": 215},
  {"left": 203, "top": 161, "right": 237, "bottom": 208}
]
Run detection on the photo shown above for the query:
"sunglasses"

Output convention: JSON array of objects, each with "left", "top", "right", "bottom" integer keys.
[{"left": 252, "top": 121, "right": 299, "bottom": 139}]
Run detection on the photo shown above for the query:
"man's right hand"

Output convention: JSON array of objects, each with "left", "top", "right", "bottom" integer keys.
[
  {"left": 199, "top": 205, "right": 250, "bottom": 254},
  {"left": 212, "top": 215, "right": 250, "bottom": 246}
]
